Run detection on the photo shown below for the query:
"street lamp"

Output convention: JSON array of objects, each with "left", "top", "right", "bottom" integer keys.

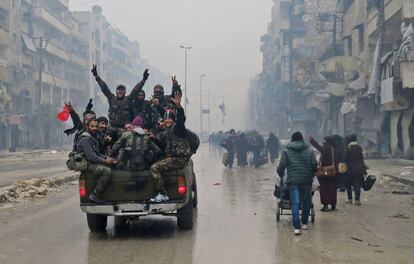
[
  {"left": 199, "top": 74, "right": 206, "bottom": 136},
  {"left": 179, "top": 45, "right": 192, "bottom": 114}
]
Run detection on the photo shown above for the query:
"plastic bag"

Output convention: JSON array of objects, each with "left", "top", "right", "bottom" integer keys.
[{"left": 311, "top": 177, "right": 320, "bottom": 192}]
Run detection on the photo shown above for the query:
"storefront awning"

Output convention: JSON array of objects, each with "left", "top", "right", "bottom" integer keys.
[
  {"left": 318, "top": 56, "right": 367, "bottom": 75},
  {"left": 21, "top": 34, "right": 37, "bottom": 53},
  {"left": 326, "top": 82, "right": 345, "bottom": 97},
  {"left": 348, "top": 75, "right": 368, "bottom": 91}
]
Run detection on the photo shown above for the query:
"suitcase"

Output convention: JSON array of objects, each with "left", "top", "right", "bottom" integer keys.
[{"left": 363, "top": 175, "right": 376, "bottom": 191}]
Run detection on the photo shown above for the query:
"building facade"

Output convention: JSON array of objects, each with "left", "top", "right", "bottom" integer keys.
[
  {"left": 251, "top": 0, "right": 414, "bottom": 158},
  {"left": 0, "top": 1, "right": 157, "bottom": 151}
]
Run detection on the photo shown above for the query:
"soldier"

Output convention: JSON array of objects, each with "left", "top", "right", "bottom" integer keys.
[
  {"left": 110, "top": 116, "right": 161, "bottom": 171},
  {"left": 130, "top": 90, "right": 158, "bottom": 131},
  {"left": 91, "top": 64, "right": 149, "bottom": 132},
  {"left": 151, "top": 77, "right": 181, "bottom": 117},
  {"left": 150, "top": 82, "right": 193, "bottom": 203},
  {"left": 96, "top": 116, "right": 115, "bottom": 155},
  {"left": 75, "top": 118, "right": 117, "bottom": 204}
]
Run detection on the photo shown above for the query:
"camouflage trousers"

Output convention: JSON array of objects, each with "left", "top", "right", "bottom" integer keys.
[
  {"left": 150, "top": 157, "right": 188, "bottom": 193},
  {"left": 86, "top": 164, "right": 112, "bottom": 196}
]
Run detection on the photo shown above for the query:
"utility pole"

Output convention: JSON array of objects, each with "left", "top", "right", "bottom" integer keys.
[
  {"left": 37, "top": 37, "right": 43, "bottom": 106},
  {"left": 207, "top": 89, "right": 210, "bottom": 135},
  {"left": 179, "top": 45, "right": 192, "bottom": 114},
  {"left": 199, "top": 74, "right": 206, "bottom": 136}
]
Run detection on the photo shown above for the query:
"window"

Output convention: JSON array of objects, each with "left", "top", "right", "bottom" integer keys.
[
  {"left": 357, "top": 25, "right": 364, "bottom": 53},
  {"left": 344, "top": 36, "right": 352, "bottom": 56}
]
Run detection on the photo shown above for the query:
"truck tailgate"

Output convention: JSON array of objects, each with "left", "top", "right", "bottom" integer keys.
[{"left": 83, "top": 168, "right": 189, "bottom": 203}]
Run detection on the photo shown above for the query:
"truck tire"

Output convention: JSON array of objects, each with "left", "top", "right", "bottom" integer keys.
[
  {"left": 192, "top": 175, "right": 198, "bottom": 209},
  {"left": 177, "top": 194, "right": 193, "bottom": 230},
  {"left": 87, "top": 213, "right": 107, "bottom": 232}
]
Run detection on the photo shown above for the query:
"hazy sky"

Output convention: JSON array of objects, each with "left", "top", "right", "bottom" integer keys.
[{"left": 70, "top": 0, "right": 272, "bottom": 132}]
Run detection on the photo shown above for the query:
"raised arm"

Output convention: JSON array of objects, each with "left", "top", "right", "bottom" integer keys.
[
  {"left": 128, "top": 69, "right": 149, "bottom": 99},
  {"left": 172, "top": 89, "right": 187, "bottom": 138},
  {"left": 91, "top": 64, "right": 113, "bottom": 100},
  {"left": 309, "top": 136, "right": 324, "bottom": 153}
]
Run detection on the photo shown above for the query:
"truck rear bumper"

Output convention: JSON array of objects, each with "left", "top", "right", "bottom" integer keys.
[{"left": 80, "top": 202, "right": 183, "bottom": 216}]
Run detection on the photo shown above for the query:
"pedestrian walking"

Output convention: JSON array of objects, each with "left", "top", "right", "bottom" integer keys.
[
  {"left": 236, "top": 133, "right": 249, "bottom": 167},
  {"left": 277, "top": 131, "right": 317, "bottom": 235},
  {"left": 310, "top": 136, "right": 340, "bottom": 211},
  {"left": 221, "top": 129, "right": 236, "bottom": 168},
  {"left": 343, "top": 135, "right": 367, "bottom": 206},
  {"left": 266, "top": 133, "right": 280, "bottom": 163}
]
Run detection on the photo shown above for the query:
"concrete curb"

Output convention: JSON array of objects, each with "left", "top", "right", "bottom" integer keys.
[{"left": 382, "top": 173, "right": 414, "bottom": 187}]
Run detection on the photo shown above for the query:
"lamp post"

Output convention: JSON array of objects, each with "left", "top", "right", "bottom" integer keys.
[
  {"left": 199, "top": 74, "right": 206, "bottom": 136},
  {"left": 179, "top": 45, "right": 192, "bottom": 114}
]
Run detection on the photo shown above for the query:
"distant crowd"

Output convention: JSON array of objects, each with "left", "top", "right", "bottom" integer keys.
[{"left": 209, "top": 130, "right": 281, "bottom": 168}]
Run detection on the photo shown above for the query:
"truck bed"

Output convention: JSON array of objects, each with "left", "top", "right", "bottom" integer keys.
[{"left": 80, "top": 161, "right": 194, "bottom": 204}]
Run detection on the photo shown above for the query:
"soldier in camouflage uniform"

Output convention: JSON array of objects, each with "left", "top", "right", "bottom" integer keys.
[
  {"left": 110, "top": 116, "right": 161, "bottom": 171},
  {"left": 150, "top": 81, "right": 193, "bottom": 203},
  {"left": 151, "top": 76, "right": 182, "bottom": 118},
  {"left": 130, "top": 90, "right": 158, "bottom": 132},
  {"left": 91, "top": 65, "right": 149, "bottom": 133},
  {"left": 75, "top": 118, "right": 117, "bottom": 204}
]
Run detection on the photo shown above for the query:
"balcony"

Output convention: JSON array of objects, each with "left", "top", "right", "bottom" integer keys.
[
  {"left": 46, "top": 42, "right": 69, "bottom": 61},
  {"left": 41, "top": 71, "right": 68, "bottom": 89},
  {"left": 34, "top": 7, "right": 69, "bottom": 35},
  {"left": 0, "top": 0, "right": 9, "bottom": 11},
  {"left": 0, "top": 28, "right": 9, "bottom": 47},
  {"left": 57, "top": 0, "right": 69, "bottom": 8},
  {"left": 112, "top": 41, "right": 130, "bottom": 56},
  {"left": 70, "top": 54, "right": 87, "bottom": 67},
  {"left": 367, "top": 0, "right": 402, "bottom": 37}
]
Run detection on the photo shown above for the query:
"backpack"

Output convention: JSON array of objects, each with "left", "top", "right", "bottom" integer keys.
[
  {"left": 126, "top": 133, "right": 147, "bottom": 170},
  {"left": 66, "top": 131, "right": 91, "bottom": 172}
]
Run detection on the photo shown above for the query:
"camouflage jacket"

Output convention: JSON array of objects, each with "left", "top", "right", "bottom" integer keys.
[
  {"left": 156, "top": 107, "right": 192, "bottom": 159},
  {"left": 96, "top": 76, "right": 146, "bottom": 128},
  {"left": 111, "top": 130, "right": 161, "bottom": 170},
  {"left": 130, "top": 100, "right": 159, "bottom": 131}
]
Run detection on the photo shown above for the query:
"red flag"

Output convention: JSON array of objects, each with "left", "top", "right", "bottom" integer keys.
[{"left": 57, "top": 105, "right": 73, "bottom": 127}]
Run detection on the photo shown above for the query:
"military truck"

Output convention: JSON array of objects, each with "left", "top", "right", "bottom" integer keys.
[{"left": 79, "top": 160, "right": 197, "bottom": 232}]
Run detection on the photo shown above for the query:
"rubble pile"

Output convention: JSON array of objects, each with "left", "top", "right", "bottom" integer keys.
[{"left": 0, "top": 178, "right": 67, "bottom": 204}]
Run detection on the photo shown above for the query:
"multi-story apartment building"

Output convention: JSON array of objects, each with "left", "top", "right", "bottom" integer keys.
[
  {"left": 253, "top": 0, "right": 414, "bottom": 158},
  {"left": 0, "top": 2, "right": 155, "bottom": 151}
]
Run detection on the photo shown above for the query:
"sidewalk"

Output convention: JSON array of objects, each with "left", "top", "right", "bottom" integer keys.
[
  {"left": 0, "top": 149, "right": 50, "bottom": 158},
  {"left": 367, "top": 159, "right": 414, "bottom": 186},
  {"left": 0, "top": 147, "right": 70, "bottom": 159}
]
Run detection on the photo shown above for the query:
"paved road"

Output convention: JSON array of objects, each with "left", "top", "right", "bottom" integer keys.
[
  {"left": 0, "top": 152, "right": 69, "bottom": 187},
  {"left": 0, "top": 145, "right": 413, "bottom": 264}
]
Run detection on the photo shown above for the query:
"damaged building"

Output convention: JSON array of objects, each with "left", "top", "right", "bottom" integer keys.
[
  {"left": 0, "top": 1, "right": 162, "bottom": 151},
  {"left": 250, "top": 0, "right": 414, "bottom": 159}
]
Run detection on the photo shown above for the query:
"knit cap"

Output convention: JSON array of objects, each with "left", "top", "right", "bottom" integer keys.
[{"left": 132, "top": 116, "right": 144, "bottom": 128}]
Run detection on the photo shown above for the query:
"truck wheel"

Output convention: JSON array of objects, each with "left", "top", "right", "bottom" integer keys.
[
  {"left": 192, "top": 176, "right": 198, "bottom": 209},
  {"left": 114, "top": 216, "right": 129, "bottom": 231},
  {"left": 87, "top": 213, "right": 107, "bottom": 232},
  {"left": 177, "top": 194, "right": 193, "bottom": 230}
]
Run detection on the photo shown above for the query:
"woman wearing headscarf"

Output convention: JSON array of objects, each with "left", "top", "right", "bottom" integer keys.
[
  {"left": 309, "top": 136, "right": 340, "bottom": 211},
  {"left": 343, "top": 135, "right": 367, "bottom": 206}
]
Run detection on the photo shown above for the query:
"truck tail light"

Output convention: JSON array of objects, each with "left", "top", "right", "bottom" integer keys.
[
  {"left": 177, "top": 176, "right": 187, "bottom": 196},
  {"left": 79, "top": 179, "right": 87, "bottom": 198}
]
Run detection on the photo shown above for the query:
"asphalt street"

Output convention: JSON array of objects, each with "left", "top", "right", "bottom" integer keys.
[{"left": 0, "top": 145, "right": 413, "bottom": 264}]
